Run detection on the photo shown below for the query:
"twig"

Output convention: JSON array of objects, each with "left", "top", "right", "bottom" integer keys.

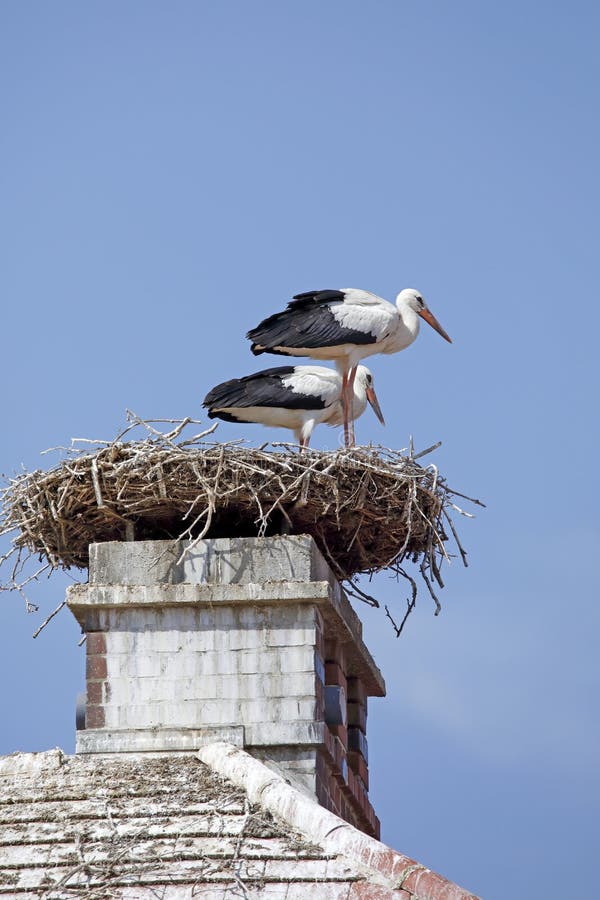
[
  {"left": 413, "top": 441, "right": 442, "bottom": 460},
  {"left": 447, "top": 487, "right": 486, "bottom": 508},
  {"left": 90, "top": 457, "right": 105, "bottom": 508},
  {"left": 385, "top": 568, "right": 418, "bottom": 637},
  {"left": 420, "top": 559, "right": 442, "bottom": 615},
  {"left": 32, "top": 600, "right": 67, "bottom": 638},
  {"left": 178, "top": 422, "right": 219, "bottom": 446},
  {"left": 343, "top": 579, "right": 380, "bottom": 608},
  {"left": 444, "top": 509, "right": 468, "bottom": 567}
]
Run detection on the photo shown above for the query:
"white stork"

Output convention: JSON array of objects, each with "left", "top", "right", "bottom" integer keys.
[
  {"left": 203, "top": 364, "right": 384, "bottom": 449},
  {"left": 247, "top": 288, "right": 451, "bottom": 446}
]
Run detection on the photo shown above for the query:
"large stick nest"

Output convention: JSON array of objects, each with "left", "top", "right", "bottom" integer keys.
[{"left": 1, "top": 415, "right": 482, "bottom": 620}]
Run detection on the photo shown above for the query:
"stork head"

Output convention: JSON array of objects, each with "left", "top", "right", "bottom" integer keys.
[
  {"left": 396, "top": 288, "right": 452, "bottom": 344},
  {"left": 355, "top": 366, "right": 385, "bottom": 425}
]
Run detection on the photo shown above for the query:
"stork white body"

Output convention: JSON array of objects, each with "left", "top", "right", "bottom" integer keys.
[
  {"left": 247, "top": 287, "right": 452, "bottom": 446},
  {"left": 203, "top": 364, "right": 384, "bottom": 448}
]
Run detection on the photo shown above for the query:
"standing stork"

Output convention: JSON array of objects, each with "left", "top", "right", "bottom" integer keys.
[
  {"left": 203, "top": 364, "right": 384, "bottom": 449},
  {"left": 247, "top": 288, "right": 451, "bottom": 446}
]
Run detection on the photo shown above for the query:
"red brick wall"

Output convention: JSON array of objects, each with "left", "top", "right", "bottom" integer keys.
[
  {"left": 85, "top": 632, "right": 107, "bottom": 729},
  {"left": 318, "top": 638, "right": 379, "bottom": 839}
]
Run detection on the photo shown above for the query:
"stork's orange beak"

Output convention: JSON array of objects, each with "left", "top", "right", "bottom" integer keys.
[
  {"left": 366, "top": 387, "right": 385, "bottom": 425},
  {"left": 419, "top": 308, "right": 452, "bottom": 343}
]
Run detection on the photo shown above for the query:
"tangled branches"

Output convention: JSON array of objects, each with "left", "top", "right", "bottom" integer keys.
[{"left": 0, "top": 413, "right": 483, "bottom": 630}]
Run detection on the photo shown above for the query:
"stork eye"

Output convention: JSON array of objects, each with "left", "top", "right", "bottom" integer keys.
[{"left": 366, "top": 374, "right": 372, "bottom": 384}]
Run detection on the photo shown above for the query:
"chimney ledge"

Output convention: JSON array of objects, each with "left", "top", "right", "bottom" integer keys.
[
  {"left": 68, "top": 579, "right": 333, "bottom": 610},
  {"left": 77, "top": 725, "right": 245, "bottom": 755}
]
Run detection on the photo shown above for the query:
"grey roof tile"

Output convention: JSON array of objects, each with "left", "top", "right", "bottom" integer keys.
[{"left": 0, "top": 747, "right": 479, "bottom": 900}]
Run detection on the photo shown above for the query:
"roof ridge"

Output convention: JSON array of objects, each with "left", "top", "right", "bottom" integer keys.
[
  {"left": 0, "top": 747, "right": 66, "bottom": 777},
  {"left": 197, "top": 742, "right": 480, "bottom": 900}
]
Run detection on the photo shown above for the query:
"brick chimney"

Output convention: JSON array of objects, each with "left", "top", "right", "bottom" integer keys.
[{"left": 67, "top": 535, "right": 385, "bottom": 838}]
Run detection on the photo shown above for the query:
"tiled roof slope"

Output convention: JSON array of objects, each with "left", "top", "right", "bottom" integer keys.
[{"left": 0, "top": 745, "right": 480, "bottom": 900}]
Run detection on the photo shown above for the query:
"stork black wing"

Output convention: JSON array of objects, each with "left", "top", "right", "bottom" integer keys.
[
  {"left": 289, "top": 290, "right": 346, "bottom": 308},
  {"left": 203, "top": 366, "right": 328, "bottom": 417},
  {"left": 247, "top": 290, "right": 377, "bottom": 356}
]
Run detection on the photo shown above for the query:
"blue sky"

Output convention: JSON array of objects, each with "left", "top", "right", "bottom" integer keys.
[{"left": 1, "top": 3, "right": 599, "bottom": 897}]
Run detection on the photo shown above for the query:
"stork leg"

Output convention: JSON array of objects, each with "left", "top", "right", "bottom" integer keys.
[
  {"left": 298, "top": 420, "right": 314, "bottom": 454},
  {"left": 346, "top": 367, "right": 358, "bottom": 448},
  {"left": 341, "top": 371, "right": 350, "bottom": 448}
]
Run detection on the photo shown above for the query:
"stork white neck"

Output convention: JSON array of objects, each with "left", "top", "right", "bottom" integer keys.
[
  {"left": 349, "top": 366, "right": 369, "bottom": 419},
  {"left": 395, "top": 288, "right": 422, "bottom": 342}
]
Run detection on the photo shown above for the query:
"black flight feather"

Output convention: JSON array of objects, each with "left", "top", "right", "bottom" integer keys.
[
  {"left": 247, "top": 290, "right": 377, "bottom": 356},
  {"left": 203, "top": 366, "right": 328, "bottom": 417}
]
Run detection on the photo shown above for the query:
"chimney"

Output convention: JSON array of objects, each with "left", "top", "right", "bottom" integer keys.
[{"left": 67, "top": 535, "right": 385, "bottom": 838}]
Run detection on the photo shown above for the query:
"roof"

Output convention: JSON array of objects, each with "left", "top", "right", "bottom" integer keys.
[{"left": 0, "top": 742, "right": 480, "bottom": 900}]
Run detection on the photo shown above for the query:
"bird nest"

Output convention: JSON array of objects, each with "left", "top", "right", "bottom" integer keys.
[{"left": 0, "top": 414, "right": 482, "bottom": 630}]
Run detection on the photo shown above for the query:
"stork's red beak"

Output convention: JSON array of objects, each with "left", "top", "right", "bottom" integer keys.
[
  {"left": 366, "top": 387, "right": 385, "bottom": 425},
  {"left": 419, "top": 308, "right": 452, "bottom": 343}
]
